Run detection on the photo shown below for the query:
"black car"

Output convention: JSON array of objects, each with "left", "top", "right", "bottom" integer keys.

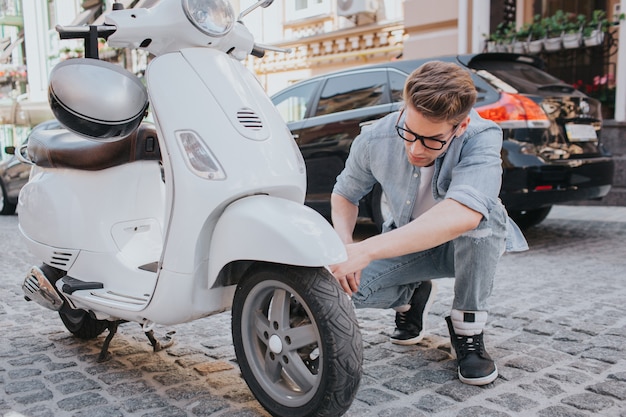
[
  {"left": 0, "top": 119, "right": 61, "bottom": 215},
  {"left": 271, "top": 53, "right": 613, "bottom": 229}
]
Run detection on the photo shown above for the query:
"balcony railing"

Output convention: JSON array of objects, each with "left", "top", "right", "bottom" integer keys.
[{"left": 0, "top": 0, "right": 23, "bottom": 26}]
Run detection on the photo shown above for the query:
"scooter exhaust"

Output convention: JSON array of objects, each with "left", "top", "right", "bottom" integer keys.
[{"left": 22, "top": 266, "right": 64, "bottom": 311}]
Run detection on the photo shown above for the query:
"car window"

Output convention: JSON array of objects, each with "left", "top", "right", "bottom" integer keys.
[
  {"left": 315, "top": 70, "right": 388, "bottom": 117},
  {"left": 272, "top": 81, "right": 320, "bottom": 123},
  {"left": 389, "top": 70, "right": 406, "bottom": 103},
  {"left": 473, "top": 61, "right": 566, "bottom": 94},
  {"left": 470, "top": 75, "right": 497, "bottom": 106}
]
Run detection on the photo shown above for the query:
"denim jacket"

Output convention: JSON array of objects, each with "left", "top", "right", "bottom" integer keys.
[{"left": 333, "top": 109, "right": 528, "bottom": 252}]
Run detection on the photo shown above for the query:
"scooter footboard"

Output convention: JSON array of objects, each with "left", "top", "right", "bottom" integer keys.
[{"left": 208, "top": 195, "right": 346, "bottom": 287}]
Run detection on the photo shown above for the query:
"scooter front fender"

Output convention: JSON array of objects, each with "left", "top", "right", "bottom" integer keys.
[{"left": 208, "top": 195, "right": 346, "bottom": 286}]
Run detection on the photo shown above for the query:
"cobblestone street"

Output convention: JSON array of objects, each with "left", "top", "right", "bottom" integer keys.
[{"left": 1, "top": 206, "right": 626, "bottom": 416}]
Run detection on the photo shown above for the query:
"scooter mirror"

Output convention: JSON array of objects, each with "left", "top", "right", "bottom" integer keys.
[{"left": 238, "top": 0, "right": 273, "bottom": 20}]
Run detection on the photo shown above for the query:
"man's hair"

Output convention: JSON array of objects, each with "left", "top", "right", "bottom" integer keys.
[{"left": 403, "top": 61, "right": 477, "bottom": 125}]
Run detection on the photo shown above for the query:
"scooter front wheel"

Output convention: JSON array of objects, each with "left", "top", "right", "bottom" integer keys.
[{"left": 232, "top": 264, "right": 362, "bottom": 417}]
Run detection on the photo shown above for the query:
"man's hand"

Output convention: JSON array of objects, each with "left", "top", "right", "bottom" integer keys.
[{"left": 330, "top": 242, "right": 372, "bottom": 295}]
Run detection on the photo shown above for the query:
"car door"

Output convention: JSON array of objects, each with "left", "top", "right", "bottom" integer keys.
[{"left": 296, "top": 69, "right": 394, "bottom": 215}]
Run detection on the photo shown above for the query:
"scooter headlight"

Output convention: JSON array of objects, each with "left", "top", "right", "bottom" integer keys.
[{"left": 182, "top": 0, "right": 235, "bottom": 37}]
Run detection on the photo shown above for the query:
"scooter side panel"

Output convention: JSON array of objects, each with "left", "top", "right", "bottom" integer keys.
[{"left": 19, "top": 161, "right": 165, "bottom": 253}]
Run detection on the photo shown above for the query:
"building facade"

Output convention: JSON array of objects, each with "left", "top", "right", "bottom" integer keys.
[{"left": 0, "top": 0, "right": 624, "bottom": 158}]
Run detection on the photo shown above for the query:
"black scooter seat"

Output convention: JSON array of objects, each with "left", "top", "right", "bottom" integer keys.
[{"left": 28, "top": 123, "right": 161, "bottom": 171}]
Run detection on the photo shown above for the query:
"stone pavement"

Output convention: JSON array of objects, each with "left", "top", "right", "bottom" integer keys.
[{"left": 1, "top": 205, "right": 626, "bottom": 417}]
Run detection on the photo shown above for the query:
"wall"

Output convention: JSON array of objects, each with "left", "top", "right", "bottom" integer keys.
[{"left": 597, "top": 121, "right": 626, "bottom": 206}]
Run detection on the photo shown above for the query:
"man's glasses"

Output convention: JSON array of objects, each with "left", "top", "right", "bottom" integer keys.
[{"left": 395, "top": 109, "right": 459, "bottom": 151}]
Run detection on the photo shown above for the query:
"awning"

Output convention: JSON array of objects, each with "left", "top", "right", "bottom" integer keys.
[
  {"left": 70, "top": 5, "right": 101, "bottom": 26},
  {"left": 0, "top": 35, "right": 24, "bottom": 63},
  {"left": 0, "top": 99, "right": 54, "bottom": 126}
]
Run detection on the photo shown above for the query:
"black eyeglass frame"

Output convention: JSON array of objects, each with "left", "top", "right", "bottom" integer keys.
[{"left": 395, "top": 109, "right": 459, "bottom": 151}]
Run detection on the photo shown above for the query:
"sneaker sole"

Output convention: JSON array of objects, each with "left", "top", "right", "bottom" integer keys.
[
  {"left": 390, "top": 281, "right": 438, "bottom": 345},
  {"left": 458, "top": 364, "right": 498, "bottom": 386}
]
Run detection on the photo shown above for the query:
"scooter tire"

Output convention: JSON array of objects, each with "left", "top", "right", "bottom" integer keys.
[
  {"left": 59, "top": 308, "right": 108, "bottom": 340},
  {"left": 35, "top": 263, "right": 108, "bottom": 341},
  {"left": 232, "top": 263, "right": 362, "bottom": 417}
]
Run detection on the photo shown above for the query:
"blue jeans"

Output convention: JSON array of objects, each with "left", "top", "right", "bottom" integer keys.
[{"left": 352, "top": 207, "right": 508, "bottom": 312}]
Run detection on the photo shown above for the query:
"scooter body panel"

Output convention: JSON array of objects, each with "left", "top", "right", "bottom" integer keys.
[
  {"left": 19, "top": 161, "right": 165, "bottom": 254},
  {"left": 208, "top": 195, "right": 346, "bottom": 287},
  {"left": 146, "top": 50, "right": 307, "bottom": 277}
]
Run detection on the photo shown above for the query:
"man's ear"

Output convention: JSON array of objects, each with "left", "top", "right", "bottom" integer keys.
[{"left": 456, "top": 116, "right": 471, "bottom": 137}]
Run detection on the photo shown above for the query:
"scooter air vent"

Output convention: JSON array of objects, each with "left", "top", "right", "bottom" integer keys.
[
  {"left": 49, "top": 251, "right": 76, "bottom": 268},
  {"left": 237, "top": 109, "right": 263, "bottom": 131}
]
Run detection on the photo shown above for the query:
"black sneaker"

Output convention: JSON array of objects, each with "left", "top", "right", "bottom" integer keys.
[
  {"left": 390, "top": 281, "right": 437, "bottom": 345},
  {"left": 445, "top": 315, "right": 498, "bottom": 385}
]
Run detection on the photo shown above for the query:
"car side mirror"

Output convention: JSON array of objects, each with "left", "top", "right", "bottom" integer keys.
[{"left": 4, "top": 146, "right": 15, "bottom": 155}]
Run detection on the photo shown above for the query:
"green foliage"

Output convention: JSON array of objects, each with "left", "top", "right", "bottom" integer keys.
[{"left": 485, "top": 9, "right": 625, "bottom": 44}]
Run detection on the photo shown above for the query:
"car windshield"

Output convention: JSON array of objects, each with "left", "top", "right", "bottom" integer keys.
[{"left": 473, "top": 61, "right": 570, "bottom": 95}]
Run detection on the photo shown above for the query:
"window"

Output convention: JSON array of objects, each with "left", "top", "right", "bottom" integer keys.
[
  {"left": 315, "top": 71, "right": 388, "bottom": 117},
  {"left": 272, "top": 81, "right": 320, "bottom": 123},
  {"left": 286, "top": 0, "right": 330, "bottom": 21},
  {"left": 389, "top": 70, "right": 406, "bottom": 103}
]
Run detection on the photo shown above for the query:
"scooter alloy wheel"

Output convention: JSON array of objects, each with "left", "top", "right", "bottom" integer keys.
[{"left": 232, "top": 264, "right": 362, "bottom": 417}]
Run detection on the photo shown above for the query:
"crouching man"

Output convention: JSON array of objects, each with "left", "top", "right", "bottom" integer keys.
[{"left": 329, "top": 61, "right": 528, "bottom": 385}]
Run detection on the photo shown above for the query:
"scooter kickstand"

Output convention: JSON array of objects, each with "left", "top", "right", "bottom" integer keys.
[
  {"left": 145, "top": 329, "right": 176, "bottom": 352},
  {"left": 97, "top": 320, "right": 121, "bottom": 363}
]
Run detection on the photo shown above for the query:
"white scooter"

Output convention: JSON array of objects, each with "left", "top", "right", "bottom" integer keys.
[{"left": 17, "top": 0, "right": 362, "bottom": 415}]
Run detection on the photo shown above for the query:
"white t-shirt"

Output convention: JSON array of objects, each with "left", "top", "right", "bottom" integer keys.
[{"left": 411, "top": 165, "right": 437, "bottom": 220}]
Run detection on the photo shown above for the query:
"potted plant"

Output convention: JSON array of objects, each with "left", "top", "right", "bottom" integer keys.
[
  {"left": 526, "top": 14, "right": 546, "bottom": 54},
  {"left": 542, "top": 11, "right": 567, "bottom": 52},
  {"left": 583, "top": 10, "right": 606, "bottom": 46},
  {"left": 562, "top": 13, "right": 585, "bottom": 48},
  {"left": 583, "top": 10, "right": 625, "bottom": 47},
  {"left": 512, "top": 23, "right": 531, "bottom": 53},
  {"left": 486, "top": 22, "right": 515, "bottom": 52}
]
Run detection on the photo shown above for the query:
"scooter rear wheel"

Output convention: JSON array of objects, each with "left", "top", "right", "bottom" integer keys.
[
  {"left": 232, "top": 264, "right": 362, "bottom": 417},
  {"left": 37, "top": 264, "right": 109, "bottom": 340},
  {"left": 59, "top": 308, "right": 108, "bottom": 340}
]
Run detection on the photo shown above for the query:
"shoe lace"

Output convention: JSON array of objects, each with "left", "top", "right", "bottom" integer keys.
[
  {"left": 396, "top": 311, "right": 408, "bottom": 327},
  {"left": 455, "top": 333, "right": 485, "bottom": 359}
]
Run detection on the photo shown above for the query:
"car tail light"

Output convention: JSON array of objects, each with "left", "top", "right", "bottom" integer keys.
[{"left": 476, "top": 92, "right": 550, "bottom": 129}]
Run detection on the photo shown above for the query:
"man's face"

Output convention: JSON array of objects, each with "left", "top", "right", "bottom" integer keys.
[{"left": 397, "top": 106, "right": 467, "bottom": 167}]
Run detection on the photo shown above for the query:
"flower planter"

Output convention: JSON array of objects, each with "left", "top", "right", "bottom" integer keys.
[
  {"left": 495, "top": 43, "right": 510, "bottom": 53},
  {"left": 583, "top": 29, "right": 604, "bottom": 47},
  {"left": 563, "top": 32, "right": 582, "bottom": 49},
  {"left": 512, "top": 41, "right": 526, "bottom": 54},
  {"left": 526, "top": 40, "right": 543, "bottom": 54},
  {"left": 543, "top": 36, "right": 562, "bottom": 52}
]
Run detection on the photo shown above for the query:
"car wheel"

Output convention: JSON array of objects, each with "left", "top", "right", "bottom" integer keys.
[
  {"left": 508, "top": 206, "right": 552, "bottom": 229},
  {"left": 370, "top": 183, "right": 392, "bottom": 233},
  {"left": 232, "top": 263, "right": 362, "bottom": 417},
  {"left": 0, "top": 181, "right": 17, "bottom": 215}
]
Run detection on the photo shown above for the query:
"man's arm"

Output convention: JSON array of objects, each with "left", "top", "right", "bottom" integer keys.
[
  {"left": 330, "top": 198, "right": 482, "bottom": 282},
  {"left": 330, "top": 193, "right": 359, "bottom": 244}
]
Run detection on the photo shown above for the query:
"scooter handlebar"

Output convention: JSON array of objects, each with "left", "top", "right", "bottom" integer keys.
[
  {"left": 56, "top": 24, "right": 117, "bottom": 59},
  {"left": 251, "top": 46, "right": 265, "bottom": 58},
  {"left": 250, "top": 43, "right": 292, "bottom": 59},
  {"left": 56, "top": 24, "right": 117, "bottom": 41}
]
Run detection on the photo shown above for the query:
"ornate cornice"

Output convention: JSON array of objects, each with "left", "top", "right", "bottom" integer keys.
[{"left": 250, "top": 21, "right": 405, "bottom": 74}]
